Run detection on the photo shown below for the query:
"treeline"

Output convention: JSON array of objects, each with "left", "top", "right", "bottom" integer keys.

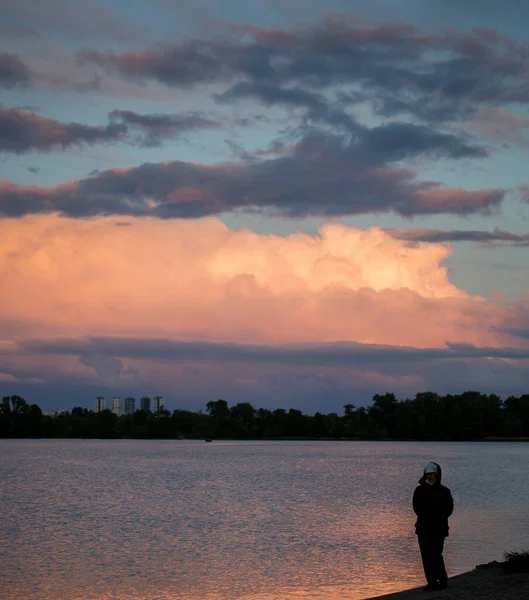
[{"left": 2, "top": 392, "right": 529, "bottom": 440}]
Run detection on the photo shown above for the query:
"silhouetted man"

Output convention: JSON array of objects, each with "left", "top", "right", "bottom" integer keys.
[{"left": 413, "top": 462, "right": 454, "bottom": 591}]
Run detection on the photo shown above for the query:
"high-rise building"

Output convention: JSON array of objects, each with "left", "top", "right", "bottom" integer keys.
[
  {"left": 95, "top": 397, "right": 106, "bottom": 412},
  {"left": 140, "top": 396, "right": 151, "bottom": 411},
  {"left": 153, "top": 396, "right": 164, "bottom": 413},
  {"left": 111, "top": 397, "right": 123, "bottom": 416},
  {"left": 124, "top": 396, "right": 136, "bottom": 415}
]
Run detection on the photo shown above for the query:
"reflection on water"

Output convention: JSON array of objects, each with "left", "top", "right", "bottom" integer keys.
[{"left": 2, "top": 440, "right": 529, "bottom": 600}]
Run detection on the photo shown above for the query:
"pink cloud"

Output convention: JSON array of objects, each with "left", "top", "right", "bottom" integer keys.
[
  {"left": 0, "top": 214, "right": 523, "bottom": 349},
  {"left": 464, "top": 106, "right": 529, "bottom": 145},
  {"left": 0, "top": 371, "right": 44, "bottom": 384},
  {"left": 1, "top": 215, "right": 527, "bottom": 406},
  {"left": 0, "top": 30, "right": 180, "bottom": 101},
  {"left": 414, "top": 187, "right": 503, "bottom": 215},
  {"left": 0, "top": 106, "right": 224, "bottom": 154},
  {"left": 0, "top": 373, "right": 18, "bottom": 382},
  {"left": 0, "top": 107, "right": 126, "bottom": 153}
]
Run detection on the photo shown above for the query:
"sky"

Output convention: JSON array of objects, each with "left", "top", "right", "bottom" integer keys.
[{"left": 1, "top": 0, "right": 528, "bottom": 414}]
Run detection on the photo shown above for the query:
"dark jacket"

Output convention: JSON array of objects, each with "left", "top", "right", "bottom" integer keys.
[{"left": 413, "top": 462, "right": 453, "bottom": 537}]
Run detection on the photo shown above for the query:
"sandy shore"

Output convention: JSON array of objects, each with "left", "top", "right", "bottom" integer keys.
[{"left": 363, "top": 562, "right": 529, "bottom": 600}]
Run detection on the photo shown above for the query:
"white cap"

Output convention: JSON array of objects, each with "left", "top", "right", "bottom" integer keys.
[{"left": 424, "top": 462, "right": 438, "bottom": 474}]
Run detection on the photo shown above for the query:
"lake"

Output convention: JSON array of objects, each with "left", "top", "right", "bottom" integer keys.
[{"left": 2, "top": 439, "right": 529, "bottom": 600}]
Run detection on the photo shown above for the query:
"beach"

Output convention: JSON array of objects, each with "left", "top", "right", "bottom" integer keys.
[{"left": 364, "top": 562, "right": 529, "bottom": 600}]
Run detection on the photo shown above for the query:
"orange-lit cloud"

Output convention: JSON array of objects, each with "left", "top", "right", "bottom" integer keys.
[
  {"left": 0, "top": 213, "right": 522, "bottom": 348},
  {"left": 2, "top": 214, "right": 528, "bottom": 408}
]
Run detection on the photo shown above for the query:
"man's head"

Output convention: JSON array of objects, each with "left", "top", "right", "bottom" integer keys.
[{"left": 424, "top": 462, "right": 438, "bottom": 484}]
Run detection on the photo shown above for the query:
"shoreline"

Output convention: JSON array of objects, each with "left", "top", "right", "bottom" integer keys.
[
  {"left": 363, "top": 562, "right": 529, "bottom": 600},
  {"left": 4, "top": 436, "right": 529, "bottom": 442}
]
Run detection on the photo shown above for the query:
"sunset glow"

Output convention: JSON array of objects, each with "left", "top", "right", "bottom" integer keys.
[{"left": 1, "top": 0, "right": 528, "bottom": 410}]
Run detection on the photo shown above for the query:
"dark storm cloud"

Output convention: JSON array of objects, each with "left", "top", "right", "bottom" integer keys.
[
  {"left": 0, "top": 131, "right": 505, "bottom": 218},
  {"left": 0, "top": 106, "right": 127, "bottom": 153},
  {"left": 0, "top": 53, "right": 31, "bottom": 88},
  {"left": 77, "top": 17, "right": 529, "bottom": 122},
  {"left": 17, "top": 336, "right": 529, "bottom": 365},
  {"left": 387, "top": 227, "right": 529, "bottom": 246}
]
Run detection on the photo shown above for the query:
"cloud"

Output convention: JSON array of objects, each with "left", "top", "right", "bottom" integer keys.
[
  {"left": 215, "top": 81, "right": 361, "bottom": 132},
  {"left": 355, "top": 122, "right": 488, "bottom": 161},
  {"left": 1, "top": 214, "right": 527, "bottom": 409},
  {"left": 0, "top": 107, "right": 126, "bottom": 153},
  {"left": 2, "top": 0, "right": 149, "bottom": 43},
  {"left": 18, "top": 336, "right": 529, "bottom": 365},
  {"left": 0, "top": 53, "right": 31, "bottom": 88},
  {"left": 464, "top": 106, "right": 529, "bottom": 145},
  {"left": 386, "top": 226, "right": 529, "bottom": 246},
  {"left": 216, "top": 82, "right": 488, "bottom": 159},
  {"left": 441, "top": 0, "right": 529, "bottom": 27},
  {"left": 77, "top": 16, "right": 529, "bottom": 122},
  {"left": 5, "top": 337, "right": 529, "bottom": 411},
  {"left": 0, "top": 27, "right": 180, "bottom": 101},
  {"left": 500, "top": 328, "right": 529, "bottom": 340},
  {"left": 520, "top": 186, "right": 529, "bottom": 202},
  {"left": 7, "top": 336, "right": 529, "bottom": 408},
  {"left": 0, "top": 214, "right": 524, "bottom": 350},
  {"left": 0, "top": 132, "right": 505, "bottom": 217},
  {"left": 0, "top": 371, "right": 43, "bottom": 384},
  {"left": 78, "top": 353, "right": 140, "bottom": 383},
  {"left": 108, "top": 109, "right": 222, "bottom": 147},
  {"left": 0, "top": 372, "right": 18, "bottom": 382},
  {"left": 0, "top": 106, "right": 223, "bottom": 153},
  {"left": 77, "top": 44, "right": 224, "bottom": 88}
]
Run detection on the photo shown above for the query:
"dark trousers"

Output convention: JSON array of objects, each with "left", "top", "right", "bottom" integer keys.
[{"left": 418, "top": 534, "right": 447, "bottom": 587}]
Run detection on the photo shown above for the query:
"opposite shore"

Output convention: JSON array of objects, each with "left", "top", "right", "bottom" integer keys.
[{"left": 4, "top": 392, "right": 529, "bottom": 442}]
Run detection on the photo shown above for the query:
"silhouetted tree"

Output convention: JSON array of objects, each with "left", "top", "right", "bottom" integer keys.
[
  {"left": 1, "top": 390, "right": 528, "bottom": 440},
  {"left": 206, "top": 399, "right": 230, "bottom": 437}
]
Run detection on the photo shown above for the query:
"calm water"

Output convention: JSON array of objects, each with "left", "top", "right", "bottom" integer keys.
[{"left": 2, "top": 440, "right": 529, "bottom": 600}]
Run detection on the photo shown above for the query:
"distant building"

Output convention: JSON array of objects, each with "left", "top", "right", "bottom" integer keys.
[
  {"left": 111, "top": 397, "right": 123, "bottom": 416},
  {"left": 95, "top": 397, "right": 106, "bottom": 412},
  {"left": 153, "top": 396, "right": 164, "bottom": 413},
  {"left": 140, "top": 396, "right": 151, "bottom": 411},
  {"left": 124, "top": 397, "right": 136, "bottom": 415}
]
